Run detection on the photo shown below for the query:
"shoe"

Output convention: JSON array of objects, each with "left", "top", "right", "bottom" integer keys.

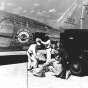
[
  {"left": 66, "top": 70, "right": 71, "bottom": 79},
  {"left": 60, "top": 75, "right": 66, "bottom": 79},
  {"left": 27, "top": 67, "right": 33, "bottom": 71},
  {"left": 60, "top": 72, "right": 66, "bottom": 79}
]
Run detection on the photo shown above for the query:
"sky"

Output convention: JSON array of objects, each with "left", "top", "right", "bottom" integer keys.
[{"left": 0, "top": 0, "right": 75, "bottom": 22}]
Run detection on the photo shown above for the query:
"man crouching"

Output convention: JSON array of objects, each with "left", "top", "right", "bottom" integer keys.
[{"left": 27, "top": 38, "right": 42, "bottom": 71}]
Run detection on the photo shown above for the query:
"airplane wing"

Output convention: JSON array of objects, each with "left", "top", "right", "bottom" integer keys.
[
  {"left": 81, "top": 0, "right": 88, "bottom": 29},
  {"left": 58, "top": 0, "right": 84, "bottom": 29}
]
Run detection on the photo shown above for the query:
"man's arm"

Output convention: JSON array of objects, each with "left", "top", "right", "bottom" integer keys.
[
  {"left": 32, "top": 46, "right": 38, "bottom": 58},
  {"left": 40, "top": 40, "right": 50, "bottom": 45}
]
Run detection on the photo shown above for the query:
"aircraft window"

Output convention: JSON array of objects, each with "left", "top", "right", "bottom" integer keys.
[{"left": 0, "top": 19, "right": 14, "bottom": 36}]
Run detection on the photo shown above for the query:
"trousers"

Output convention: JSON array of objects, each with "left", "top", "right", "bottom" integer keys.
[
  {"left": 27, "top": 52, "right": 38, "bottom": 69},
  {"left": 46, "top": 48, "right": 52, "bottom": 63}
]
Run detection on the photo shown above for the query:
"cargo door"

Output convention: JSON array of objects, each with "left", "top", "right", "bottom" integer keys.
[{"left": 0, "top": 19, "right": 14, "bottom": 47}]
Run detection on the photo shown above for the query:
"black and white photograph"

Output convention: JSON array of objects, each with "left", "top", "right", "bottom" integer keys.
[{"left": 0, "top": 0, "right": 88, "bottom": 88}]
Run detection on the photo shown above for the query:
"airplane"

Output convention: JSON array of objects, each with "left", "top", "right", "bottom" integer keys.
[
  {"left": 0, "top": 0, "right": 86, "bottom": 53},
  {"left": 80, "top": 0, "right": 88, "bottom": 29},
  {"left": 0, "top": 10, "right": 60, "bottom": 52},
  {"left": 47, "top": 0, "right": 84, "bottom": 30}
]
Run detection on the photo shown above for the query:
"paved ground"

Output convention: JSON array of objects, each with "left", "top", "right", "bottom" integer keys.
[
  {"left": 1, "top": 62, "right": 88, "bottom": 88},
  {"left": 0, "top": 62, "right": 27, "bottom": 88},
  {"left": 28, "top": 71, "right": 88, "bottom": 88}
]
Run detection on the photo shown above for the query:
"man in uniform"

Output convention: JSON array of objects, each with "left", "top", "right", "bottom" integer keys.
[
  {"left": 27, "top": 38, "right": 41, "bottom": 70},
  {"left": 39, "top": 34, "right": 52, "bottom": 67}
]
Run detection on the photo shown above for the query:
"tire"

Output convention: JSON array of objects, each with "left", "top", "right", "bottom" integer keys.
[{"left": 70, "top": 60, "right": 85, "bottom": 76}]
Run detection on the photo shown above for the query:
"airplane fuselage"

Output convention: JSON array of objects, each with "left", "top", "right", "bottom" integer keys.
[{"left": 0, "top": 10, "right": 60, "bottom": 51}]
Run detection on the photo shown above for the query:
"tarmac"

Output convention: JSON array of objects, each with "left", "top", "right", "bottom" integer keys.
[
  {"left": 0, "top": 62, "right": 27, "bottom": 88},
  {"left": 28, "top": 69, "right": 88, "bottom": 88},
  {"left": 0, "top": 61, "right": 88, "bottom": 88}
]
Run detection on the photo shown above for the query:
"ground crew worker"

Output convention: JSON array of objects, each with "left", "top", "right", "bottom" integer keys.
[
  {"left": 27, "top": 38, "right": 41, "bottom": 70},
  {"left": 58, "top": 48, "right": 69, "bottom": 79},
  {"left": 39, "top": 34, "right": 52, "bottom": 66}
]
